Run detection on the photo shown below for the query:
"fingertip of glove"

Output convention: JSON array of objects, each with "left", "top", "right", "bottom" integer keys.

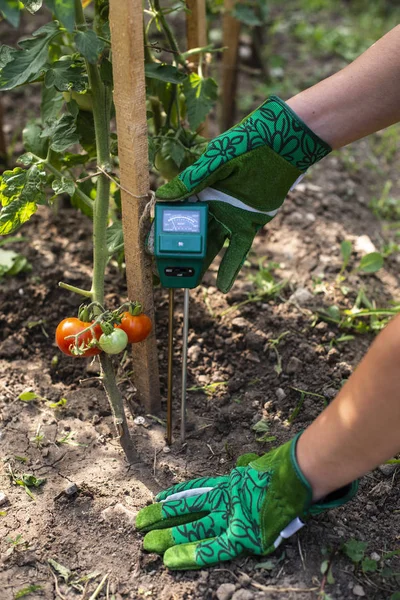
[
  {"left": 236, "top": 452, "right": 260, "bottom": 467},
  {"left": 156, "top": 177, "right": 189, "bottom": 201},
  {"left": 135, "top": 502, "right": 163, "bottom": 531},
  {"left": 163, "top": 543, "right": 199, "bottom": 570},
  {"left": 143, "top": 528, "right": 175, "bottom": 554}
]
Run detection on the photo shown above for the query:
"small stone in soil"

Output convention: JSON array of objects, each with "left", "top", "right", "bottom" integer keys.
[
  {"left": 65, "top": 483, "right": 78, "bottom": 496},
  {"left": 231, "top": 317, "right": 250, "bottom": 330},
  {"left": 378, "top": 463, "right": 397, "bottom": 477},
  {"left": 353, "top": 584, "right": 365, "bottom": 597},
  {"left": 370, "top": 552, "right": 381, "bottom": 562},
  {"left": 0, "top": 492, "right": 8, "bottom": 506},
  {"left": 216, "top": 583, "right": 236, "bottom": 600},
  {"left": 275, "top": 387, "right": 286, "bottom": 401},
  {"left": 162, "top": 446, "right": 171, "bottom": 453},
  {"left": 286, "top": 356, "right": 302, "bottom": 374},
  {"left": 231, "top": 590, "right": 254, "bottom": 600},
  {"left": 288, "top": 287, "right": 314, "bottom": 306}
]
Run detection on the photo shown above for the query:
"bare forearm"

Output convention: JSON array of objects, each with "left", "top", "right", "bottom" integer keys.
[
  {"left": 297, "top": 314, "right": 400, "bottom": 501},
  {"left": 287, "top": 25, "right": 400, "bottom": 149}
]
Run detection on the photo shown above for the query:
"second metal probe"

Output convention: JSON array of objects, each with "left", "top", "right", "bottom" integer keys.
[{"left": 181, "top": 288, "right": 190, "bottom": 443}]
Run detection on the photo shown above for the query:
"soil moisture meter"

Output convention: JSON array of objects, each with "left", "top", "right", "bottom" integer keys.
[
  {"left": 154, "top": 202, "right": 208, "bottom": 288},
  {"left": 153, "top": 201, "right": 209, "bottom": 445}
]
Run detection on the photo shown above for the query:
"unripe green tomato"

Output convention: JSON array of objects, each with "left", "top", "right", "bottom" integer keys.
[
  {"left": 99, "top": 328, "right": 128, "bottom": 354},
  {"left": 63, "top": 90, "right": 93, "bottom": 112}
]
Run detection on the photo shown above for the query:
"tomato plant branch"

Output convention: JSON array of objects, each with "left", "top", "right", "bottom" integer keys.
[
  {"left": 153, "top": 0, "right": 186, "bottom": 69},
  {"left": 30, "top": 154, "right": 93, "bottom": 210},
  {"left": 58, "top": 282, "right": 93, "bottom": 298}
]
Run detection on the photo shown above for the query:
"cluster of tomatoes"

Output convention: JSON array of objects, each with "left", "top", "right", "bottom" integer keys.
[{"left": 55, "top": 304, "right": 152, "bottom": 358}]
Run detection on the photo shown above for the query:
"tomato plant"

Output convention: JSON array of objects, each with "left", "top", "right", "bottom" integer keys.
[
  {"left": 118, "top": 312, "right": 152, "bottom": 344},
  {"left": 55, "top": 317, "right": 102, "bottom": 357},
  {"left": 0, "top": 0, "right": 218, "bottom": 461}
]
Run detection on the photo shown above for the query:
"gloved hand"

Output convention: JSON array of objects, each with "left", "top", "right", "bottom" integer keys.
[
  {"left": 155, "top": 96, "right": 331, "bottom": 293},
  {"left": 136, "top": 434, "right": 357, "bottom": 569}
]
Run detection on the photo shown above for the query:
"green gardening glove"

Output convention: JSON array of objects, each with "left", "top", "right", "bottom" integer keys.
[
  {"left": 136, "top": 434, "right": 357, "bottom": 569},
  {"left": 155, "top": 96, "right": 331, "bottom": 293}
]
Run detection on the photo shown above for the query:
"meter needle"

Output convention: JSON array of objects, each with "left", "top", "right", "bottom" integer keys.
[
  {"left": 181, "top": 288, "right": 190, "bottom": 443},
  {"left": 167, "top": 288, "right": 174, "bottom": 446}
]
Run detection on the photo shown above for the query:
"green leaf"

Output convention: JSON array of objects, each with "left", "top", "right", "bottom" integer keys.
[
  {"left": 252, "top": 419, "right": 270, "bottom": 433},
  {"left": 145, "top": 62, "right": 187, "bottom": 84},
  {"left": 390, "top": 593, "right": 400, "bottom": 600},
  {"left": 7, "top": 254, "right": 30, "bottom": 275},
  {"left": 327, "top": 566, "right": 335, "bottom": 585},
  {"left": 0, "top": 248, "right": 17, "bottom": 275},
  {"left": 23, "top": 121, "right": 49, "bottom": 158},
  {"left": 183, "top": 73, "right": 218, "bottom": 130},
  {"left": 41, "top": 83, "right": 63, "bottom": 122},
  {"left": 343, "top": 539, "right": 368, "bottom": 563},
  {"left": 0, "top": 0, "right": 20, "bottom": 28},
  {"left": 76, "top": 110, "right": 95, "bottom": 152},
  {"left": 75, "top": 30, "right": 104, "bottom": 64},
  {"left": 358, "top": 252, "right": 384, "bottom": 274},
  {"left": 21, "top": 0, "right": 43, "bottom": 13},
  {"left": 0, "top": 166, "right": 46, "bottom": 234},
  {"left": 48, "top": 397, "right": 67, "bottom": 408},
  {"left": 42, "top": 114, "right": 79, "bottom": 152},
  {"left": 232, "top": 4, "right": 263, "bottom": 26},
  {"left": 256, "top": 434, "right": 276, "bottom": 443},
  {"left": 340, "top": 239, "right": 352, "bottom": 265},
  {"left": 0, "top": 45, "right": 17, "bottom": 69},
  {"left": 44, "top": 57, "right": 87, "bottom": 92},
  {"left": 362, "top": 558, "right": 378, "bottom": 573},
  {"left": 21, "top": 473, "right": 46, "bottom": 487},
  {"left": 0, "top": 21, "right": 61, "bottom": 90},
  {"left": 106, "top": 220, "right": 124, "bottom": 256},
  {"left": 48, "top": 558, "right": 71, "bottom": 582},
  {"left": 70, "top": 174, "right": 94, "bottom": 218},
  {"left": 19, "top": 391, "right": 38, "bottom": 401},
  {"left": 14, "top": 585, "right": 42, "bottom": 599},
  {"left": 46, "top": 0, "right": 75, "bottom": 32},
  {"left": 162, "top": 138, "right": 185, "bottom": 168},
  {"left": 52, "top": 176, "right": 75, "bottom": 196}
]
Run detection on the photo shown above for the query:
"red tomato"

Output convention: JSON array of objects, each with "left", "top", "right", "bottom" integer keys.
[
  {"left": 55, "top": 318, "right": 102, "bottom": 357},
  {"left": 117, "top": 312, "right": 152, "bottom": 343}
]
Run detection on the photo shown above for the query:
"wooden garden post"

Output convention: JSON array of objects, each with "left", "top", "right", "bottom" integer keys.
[
  {"left": 186, "top": 0, "right": 209, "bottom": 137},
  {"left": 109, "top": 1, "right": 161, "bottom": 413},
  {"left": 220, "top": 0, "right": 241, "bottom": 131}
]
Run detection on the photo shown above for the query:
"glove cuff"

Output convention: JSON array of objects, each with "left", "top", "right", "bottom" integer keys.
[{"left": 248, "top": 96, "right": 332, "bottom": 172}]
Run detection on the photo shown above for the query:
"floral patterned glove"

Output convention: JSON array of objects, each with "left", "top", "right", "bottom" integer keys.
[
  {"left": 155, "top": 96, "right": 331, "bottom": 293},
  {"left": 136, "top": 434, "right": 357, "bottom": 570}
]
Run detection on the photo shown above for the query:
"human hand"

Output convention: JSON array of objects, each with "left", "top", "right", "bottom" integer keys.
[
  {"left": 154, "top": 96, "right": 331, "bottom": 293},
  {"left": 136, "top": 435, "right": 357, "bottom": 569}
]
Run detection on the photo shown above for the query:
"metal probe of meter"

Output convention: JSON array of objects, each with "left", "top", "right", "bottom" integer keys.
[{"left": 154, "top": 202, "right": 208, "bottom": 445}]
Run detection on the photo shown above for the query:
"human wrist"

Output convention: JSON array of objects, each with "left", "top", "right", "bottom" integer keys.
[{"left": 295, "top": 431, "right": 338, "bottom": 503}]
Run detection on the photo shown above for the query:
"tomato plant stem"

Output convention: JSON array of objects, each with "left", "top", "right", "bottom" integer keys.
[
  {"left": 74, "top": 0, "right": 138, "bottom": 463},
  {"left": 58, "top": 282, "right": 92, "bottom": 298}
]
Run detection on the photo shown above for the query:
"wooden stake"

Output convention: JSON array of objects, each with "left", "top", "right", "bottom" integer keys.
[
  {"left": 186, "top": 0, "right": 209, "bottom": 138},
  {"left": 186, "top": 0, "right": 207, "bottom": 62},
  {"left": 220, "top": 0, "right": 241, "bottom": 131},
  {"left": 109, "top": 1, "right": 161, "bottom": 413}
]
